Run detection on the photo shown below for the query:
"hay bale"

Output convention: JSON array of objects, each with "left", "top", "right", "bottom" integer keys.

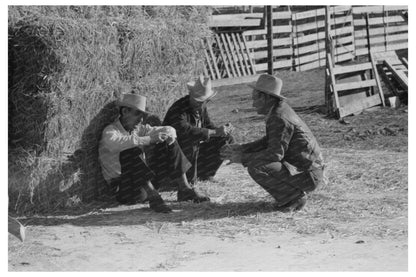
[{"left": 8, "top": 6, "right": 212, "bottom": 214}]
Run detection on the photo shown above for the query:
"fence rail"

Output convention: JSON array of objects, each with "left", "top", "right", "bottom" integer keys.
[{"left": 204, "top": 5, "right": 408, "bottom": 81}]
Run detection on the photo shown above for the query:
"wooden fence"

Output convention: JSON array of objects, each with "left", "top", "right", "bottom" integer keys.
[{"left": 204, "top": 5, "right": 408, "bottom": 81}]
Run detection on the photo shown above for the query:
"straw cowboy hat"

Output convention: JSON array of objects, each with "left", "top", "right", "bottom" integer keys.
[
  {"left": 187, "top": 75, "right": 217, "bottom": 102},
  {"left": 117, "top": 91, "right": 147, "bottom": 113},
  {"left": 248, "top": 74, "right": 286, "bottom": 100}
]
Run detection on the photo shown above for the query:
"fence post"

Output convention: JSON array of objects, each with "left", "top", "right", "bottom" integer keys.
[{"left": 266, "top": 5, "right": 273, "bottom": 75}]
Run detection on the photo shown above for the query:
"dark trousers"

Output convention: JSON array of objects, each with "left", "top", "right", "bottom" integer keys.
[
  {"left": 183, "top": 135, "right": 234, "bottom": 184},
  {"left": 111, "top": 141, "right": 191, "bottom": 204},
  {"left": 247, "top": 161, "right": 324, "bottom": 206}
]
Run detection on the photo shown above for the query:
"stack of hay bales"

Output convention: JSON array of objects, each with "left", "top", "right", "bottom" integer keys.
[{"left": 8, "top": 6, "right": 212, "bottom": 214}]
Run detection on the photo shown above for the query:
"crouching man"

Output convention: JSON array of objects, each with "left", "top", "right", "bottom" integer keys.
[
  {"left": 98, "top": 92, "right": 209, "bottom": 213},
  {"left": 221, "top": 74, "right": 325, "bottom": 212}
]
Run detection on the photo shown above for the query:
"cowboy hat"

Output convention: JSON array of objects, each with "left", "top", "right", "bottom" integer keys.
[
  {"left": 117, "top": 91, "right": 147, "bottom": 113},
  {"left": 187, "top": 75, "right": 217, "bottom": 102},
  {"left": 248, "top": 74, "right": 286, "bottom": 100}
]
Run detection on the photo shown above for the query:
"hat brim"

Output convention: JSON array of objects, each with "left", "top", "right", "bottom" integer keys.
[
  {"left": 191, "top": 90, "right": 218, "bottom": 102},
  {"left": 248, "top": 84, "right": 286, "bottom": 100},
  {"left": 116, "top": 101, "right": 148, "bottom": 113}
]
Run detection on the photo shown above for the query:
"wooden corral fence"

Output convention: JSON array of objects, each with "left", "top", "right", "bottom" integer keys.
[{"left": 204, "top": 5, "right": 408, "bottom": 82}]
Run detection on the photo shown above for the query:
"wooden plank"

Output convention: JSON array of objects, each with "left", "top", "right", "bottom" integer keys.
[
  {"left": 245, "top": 37, "right": 292, "bottom": 49},
  {"left": 354, "top": 15, "right": 405, "bottom": 27},
  {"left": 296, "top": 60, "right": 323, "bottom": 71},
  {"left": 233, "top": 33, "right": 248, "bottom": 76},
  {"left": 231, "top": 33, "right": 246, "bottom": 76},
  {"left": 235, "top": 33, "right": 252, "bottom": 75},
  {"left": 243, "top": 25, "right": 292, "bottom": 36},
  {"left": 327, "top": 54, "right": 341, "bottom": 111},
  {"left": 202, "top": 41, "right": 216, "bottom": 80},
  {"left": 334, "top": 44, "right": 355, "bottom": 55},
  {"left": 292, "top": 8, "right": 325, "bottom": 21},
  {"left": 353, "top": 5, "right": 408, "bottom": 14},
  {"left": 225, "top": 33, "right": 242, "bottom": 77},
  {"left": 294, "top": 20, "right": 325, "bottom": 33},
  {"left": 370, "top": 52, "right": 386, "bottom": 106},
  {"left": 335, "top": 52, "right": 355, "bottom": 63},
  {"left": 209, "top": 19, "right": 261, "bottom": 28},
  {"left": 338, "top": 94, "right": 382, "bottom": 118},
  {"left": 241, "top": 35, "right": 257, "bottom": 74},
  {"left": 333, "top": 62, "right": 372, "bottom": 75},
  {"left": 214, "top": 34, "right": 231, "bottom": 77},
  {"left": 386, "top": 42, "right": 408, "bottom": 51},
  {"left": 332, "top": 5, "right": 352, "bottom": 14},
  {"left": 384, "top": 59, "right": 408, "bottom": 89},
  {"left": 253, "top": 48, "right": 292, "bottom": 59},
  {"left": 220, "top": 33, "right": 237, "bottom": 77},
  {"left": 335, "top": 35, "right": 354, "bottom": 46},
  {"left": 210, "top": 11, "right": 291, "bottom": 22},
  {"left": 354, "top": 25, "right": 408, "bottom": 38},
  {"left": 355, "top": 33, "right": 407, "bottom": 46},
  {"left": 205, "top": 37, "right": 221, "bottom": 79},
  {"left": 293, "top": 31, "right": 325, "bottom": 45},
  {"left": 355, "top": 45, "right": 388, "bottom": 56},
  {"left": 255, "top": 59, "right": 293, "bottom": 71},
  {"left": 295, "top": 41, "right": 325, "bottom": 56},
  {"left": 331, "top": 15, "right": 354, "bottom": 27},
  {"left": 335, "top": 79, "right": 377, "bottom": 91},
  {"left": 211, "top": 74, "right": 260, "bottom": 88},
  {"left": 331, "top": 26, "right": 354, "bottom": 37},
  {"left": 386, "top": 33, "right": 408, "bottom": 43},
  {"left": 294, "top": 51, "right": 326, "bottom": 65}
]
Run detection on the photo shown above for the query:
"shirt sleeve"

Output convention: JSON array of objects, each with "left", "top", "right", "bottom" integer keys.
[
  {"left": 170, "top": 111, "right": 211, "bottom": 142},
  {"left": 241, "top": 115, "right": 294, "bottom": 167},
  {"left": 102, "top": 125, "right": 151, "bottom": 152}
]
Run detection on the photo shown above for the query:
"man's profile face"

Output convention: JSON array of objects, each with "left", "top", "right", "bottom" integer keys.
[
  {"left": 252, "top": 90, "right": 268, "bottom": 115},
  {"left": 121, "top": 107, "right": 146, "bottom": 130}
]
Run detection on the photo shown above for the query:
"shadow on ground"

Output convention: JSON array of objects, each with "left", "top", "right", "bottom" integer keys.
[{"left": 20, "top": 200, "right": 277, "bottom": 227}]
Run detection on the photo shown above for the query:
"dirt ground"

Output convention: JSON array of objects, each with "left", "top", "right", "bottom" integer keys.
[{"left": 8, "top": 69, "right": 408, "bottom": 271}]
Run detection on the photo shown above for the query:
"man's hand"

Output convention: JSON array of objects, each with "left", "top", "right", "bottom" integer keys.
[{"left": 214, "top": 123, "right": 234, "bottom": 137}]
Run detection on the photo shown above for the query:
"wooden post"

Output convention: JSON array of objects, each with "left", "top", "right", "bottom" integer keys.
[
  {"left": 324, "top": 6, "right": 333, "bottom": 114},
  {"left": 266, "top": 5, "right": 273, "bottom": 75},
  {"left": 365, "top": 12, "right": 374, "bottom": 93}
]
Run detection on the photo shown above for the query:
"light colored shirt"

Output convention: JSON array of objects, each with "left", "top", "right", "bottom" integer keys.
[{"left": 98, "top": 117, "right": 176, "bottom": 182}]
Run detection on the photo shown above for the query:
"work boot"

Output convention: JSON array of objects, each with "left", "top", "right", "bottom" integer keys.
[
  {"left": 177, "top": 188, "right": 210, "bottom": 203},
  {"left": 148, "top": 194, "right": 172, "bottom": 213},
  {"left": 275, "top": 194, "right": 307, "bottom": 213}
]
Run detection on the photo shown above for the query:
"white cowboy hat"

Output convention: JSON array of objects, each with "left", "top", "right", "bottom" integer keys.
[
  {"left": 117, "top": 92, "right": 147, "bottom": 113},
  {"left": 248, "top": 74, "right": 286, "bottom": 100},
  {"left": 187, "top": 75, "right": 217, "bottom": 102}
]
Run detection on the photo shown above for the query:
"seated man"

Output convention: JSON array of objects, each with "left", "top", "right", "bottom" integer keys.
[
  {"left": 98, "top": 91, "right": 209, "bottom": 213},
  {"left": 163, "top": 75, "right": 234, "bottom": 184},
  {"left": 221, "top": 74, "right": 325, "bottom": 212}
]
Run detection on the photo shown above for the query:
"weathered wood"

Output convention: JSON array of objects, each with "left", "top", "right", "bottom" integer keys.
[
  {"left": 266, "top": 5, "right": 273, "bottom": 75},
  {"left": 209, "top": 19, "right": 262, "bottom": 28},
  {"left": 243, "top": 25, "right": 292, "bottom": 36},
  {"left": 253, "top": 48, "right": 292, "bottom": 59},
  {"left": 231, "top": 33, "right": 247, "bottom": 76},
  {"left": 255, "top": 59, "right": 293, "bottom": 71},
  {"left": 211, "top": 74, "right": 260, "bottom": 87},
  {"left": 202, "top": 40, "right": 217, "bottom": 80},
  {"left": 205, "top": 37, "right": 221, "bottom": 79},
  {"left": 355, "top": 33, "right": 407, "bottom": 46},
  {"left": 335, "top": 79, "right": 377, "bottom": 91},
  {"left": 235, "top": 34, "right": 252, "bottom": 75},
  {"left": 354, "top": 25, "right": 408, "bottom": 38},
  {"left": 333, "top": 62, "right": 372, "bottom": 75},
  {"left": 384, "top": 59, "right": 408, "bottom": 90},
  {"left": 338, "top": 94, "right": 382, "bottom": 118},
  {"left": 352, "top": 5, "right": 408, "bottom": 14},
  {"left": 224, "top": 33, "right": 242, "bottom": 77},
  {"left": 370, "top": 52, "right": 386, "bottom": 106},
  {"left": 292, "top": 8, "right": 325, "bottom": 21},
  {"left": 241, "top": 35, "right": 257, "bottom": 74},
  {"left": 214, "top": 34, "right": 231, "bottom": 77},
  {"left": 335, "top": 52, "right": 355, "bottom": 63},
  {"left": 245, "top": 37, "right": 292, "bottom": 49},
  {"left": 296, "top": 60, "right": 323, "bottom": 71},
  {"left": 220, "top": 33, "right": 237, "bottom": 77},
  {"left": 327, "top": 54, "right": 341, "bottom": 110},
  {"left": 294, "top": 51, "right": 326, "bottom": 65},
  {"left": 354, "top": 15, "right": 405, "bottom": 27}
]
